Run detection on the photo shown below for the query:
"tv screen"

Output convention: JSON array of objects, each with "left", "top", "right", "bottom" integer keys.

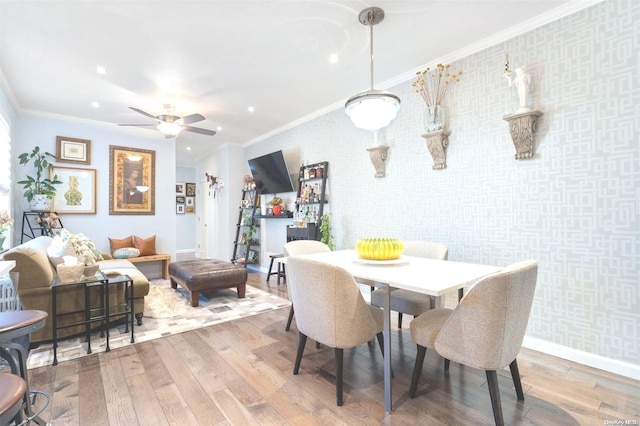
[{"left": 248, "top": 150, "right": 295, "bottom": 195}]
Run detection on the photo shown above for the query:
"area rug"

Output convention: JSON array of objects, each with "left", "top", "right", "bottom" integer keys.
[{"left": 26, "top": 279, "right": 291, "bottom": 369}]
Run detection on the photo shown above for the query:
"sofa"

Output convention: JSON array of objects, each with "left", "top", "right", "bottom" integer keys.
[{"left": 3, "top": 236, "right": 150, "bottom": 343}]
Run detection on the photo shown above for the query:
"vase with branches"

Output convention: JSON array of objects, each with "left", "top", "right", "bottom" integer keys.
[{"left": 412, "top": 63, "right": 462, "bottom": 132}]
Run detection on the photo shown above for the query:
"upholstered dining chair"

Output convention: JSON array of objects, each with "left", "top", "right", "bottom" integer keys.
[
  {"left": 286, "top": 256, "right": 385, "bottom": 406},
  {"left": 370, "top": 241, "right": 448, "bottom": 328},
  {"left": 282, "top": 240, "right": 331, "bottom": 331},
  {"left": 409, "top": 260, "right": 538, "bottom": 426}
]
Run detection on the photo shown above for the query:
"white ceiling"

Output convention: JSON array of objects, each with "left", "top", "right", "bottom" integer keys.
[{"left": 0, "top": 1, "right": 590, "bottom": 166}]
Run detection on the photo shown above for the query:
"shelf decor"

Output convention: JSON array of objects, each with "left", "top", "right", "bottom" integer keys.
[
  {"left": 421, "top": 130, "right": 451, "bottom": 170},
  {"left": 367, "top": 145, "right": 389, "bottom": 177},
  {"left": 503, "top": 110, "right": 543, "bottom": 160},
  {"left": 413, "top": 63, "right": 462, "bottom": 132}
]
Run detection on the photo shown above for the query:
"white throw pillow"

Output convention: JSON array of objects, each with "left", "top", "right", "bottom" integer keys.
[
  {"left": 113, "top": 247, "right": 140, "bottom": 259},
  {"left": 46, "top": 234, "right": 76, "bottom": 267}
]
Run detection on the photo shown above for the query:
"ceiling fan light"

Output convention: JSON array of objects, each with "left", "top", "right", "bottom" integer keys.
[
  {"left": 157, "top": 121, "right": 182, "bottom": 137},
  {"left": 345, "top": 90, "right": 400, "bottom": 131}
]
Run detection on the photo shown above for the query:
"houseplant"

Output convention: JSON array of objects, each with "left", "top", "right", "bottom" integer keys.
[
  {"left": 18, "top": 146, "right": 62, "bottom": 211},
  {"left": 320, "top": 214, "right": 334, "bottom": 250}
]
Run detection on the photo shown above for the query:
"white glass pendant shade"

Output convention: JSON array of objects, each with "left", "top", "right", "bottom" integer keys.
[
  {"left": 345, "top": 89, "right": 401, "bottom": 131},
  {"left": 157, "top": 121, "right": 182, "bottom": 137}
]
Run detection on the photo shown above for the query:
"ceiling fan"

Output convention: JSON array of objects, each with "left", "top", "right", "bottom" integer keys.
[{"left": 119, "top": 104, "right": 216, "bottom": 138}]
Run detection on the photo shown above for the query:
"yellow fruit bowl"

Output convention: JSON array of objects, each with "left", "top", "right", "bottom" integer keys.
[{"left": 355, "top": 238, "right": 404, "bottom": 260}]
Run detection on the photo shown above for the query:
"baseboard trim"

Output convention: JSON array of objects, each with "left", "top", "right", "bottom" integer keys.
[{"left": 523, "top": 336, "right": 639, "bottom": 380}]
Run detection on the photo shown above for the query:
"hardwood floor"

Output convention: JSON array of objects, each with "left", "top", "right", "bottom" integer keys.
[{"left": 27, "top": 271, "right": 638, "bottom": 425}]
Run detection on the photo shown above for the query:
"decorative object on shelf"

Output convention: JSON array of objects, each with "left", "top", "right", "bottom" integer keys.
[
  {"left": 413, "top": 63, "right": 462, "bottom": 132},
  {"left": 0, "top": 210, "right": 12, "bottom": 248},
  {"left": 242, "top": 174, "right": 255, "bottom": 191},
  {"left": 422, "top": 130, "right": 451, "bottom": 170},
  {"left": 503, "top": 111, "right": 543, "bottom": 160},
  {"left": 366, "top": 145, "right": 389, "bottom": 177},
  {"left": 55, "top": 136, "right": 91, "bottom": 165},
  {"left": 205, "top": 172, "right": 223, "bottom": 198},
  {"left": 344, "top": 7, "right": 401, "bottom": 131},
  {"left": 109, "top": 145, "right": 155, "bottom": 215},
  {"left": 51, "top": 166, "right": 97, "bottom": 214},
  {"left": 504, "top": 64, "right": 532, "bottom": 114},
  {"left": 269, "top": 196, "right": 283, "bottom": 216},
  {"left": 18, "top": 146, "right": 63, "bottom": 211},
  {"left": 355, "top": 238, "right": 404, "bottom": 260}
]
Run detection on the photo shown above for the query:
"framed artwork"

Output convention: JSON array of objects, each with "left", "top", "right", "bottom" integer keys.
[
  {"left": 176, "top": 196, "right": 185, "bottom": 204},
  {"left": 176, "top": 204, "right": 185, "bottom": 214},
  {"left": 109, "top": 145, "right": 155, "bottom": 215},
  {"left": 185, "top": 206, "right": 195, "bottom": 214},
  {"left": 186, "top": 197, "right": 194, "bottom": 207},
  {"left": 56, "top": 136, "right": 91, "bottom": 165},
  {"left": 51, "top": 166, "right": 97, "bottom": 214},
  {"left": 176, "top": 182, "right": 186, "bottom": 196},
  {"left": 186, "top": 182, "right": 196, "bottom": 196}
]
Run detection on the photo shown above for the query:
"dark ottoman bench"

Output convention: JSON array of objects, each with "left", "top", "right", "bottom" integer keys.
[{"left": 168, "top": 259, "right": 248, "bottom": 307}]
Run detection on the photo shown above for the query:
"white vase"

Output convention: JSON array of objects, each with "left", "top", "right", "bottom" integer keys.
[{"left": 29, "top": 194, "right": 52, "bottom": 211}]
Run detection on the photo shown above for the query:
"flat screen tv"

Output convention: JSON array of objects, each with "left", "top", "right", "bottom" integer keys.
[{"left": 248, "top": 150, "right": 295, "bottom": 195}]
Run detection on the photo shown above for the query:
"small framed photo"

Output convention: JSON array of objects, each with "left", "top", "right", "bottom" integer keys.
[
  {"left": 176, "top": 204, "right": 185, "bottom": 214},
  {"left": 176, "top": 196, "right": 185, "bottom": 204},
  {"left": 266, "top": 207, "right": 273, "bottom": 215},
  {"left": 186, "top": 197, "right": 195, "bottom": 206},
  {"left": 186, "top": 182, "right": 196, "bottom": 196},
  {"left": 176, "top": 182, "right": 186, "bottom": 196},
  {"left": 56, "top": 136, "right": 91, "bottom": 165},
  {"left": 185, "top": 206, "right": 195, "bottom": 214}
]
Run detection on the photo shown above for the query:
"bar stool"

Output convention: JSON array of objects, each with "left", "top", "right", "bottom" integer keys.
[
  {"left": 266, "top": 254, "right": 286, "bottom": 284},
  {"left": 0, "top": 310, "right": 49, "bottom": 426},
  {"left": 0, "top": 373, "right": 27, "bottom": 425}
]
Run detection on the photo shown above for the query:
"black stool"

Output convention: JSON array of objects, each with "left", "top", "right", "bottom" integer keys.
[
  {"left": 0, "top": 310, "right": 49, "bottom": 425},
  {"left": 267, "top": 254, "right": 286, "bottom": 284}
]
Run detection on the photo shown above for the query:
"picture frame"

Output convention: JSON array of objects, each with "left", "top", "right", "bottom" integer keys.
[
  {"left": 185, "top": 206, "right": 195, "bottom": 214},
  {"left": 109, "top": 145, "right": 155, "bottom": 215},
  {"left": 186, "top": 182, "right": 196, "bottom": 196},
  {"left": 51, "top": 166, "right": 97, "bottom": 214},
  {"left": 56, "top": 136, "right": 91, "bottom": 165},
  {"left": 186, "top": 197, "right": 194, "bottom": 207},
  {"left": 176, "top": 182, "right": 186, "bottom": 196},
  {"left": 176, "top": 196, "right": 185, "bottom": 204},
  {"left": 176, "top": 204, "right": 185, "bottom": 214}
]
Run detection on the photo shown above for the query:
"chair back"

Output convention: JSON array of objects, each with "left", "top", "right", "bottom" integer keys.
[
  {"left": 434, "top": 260, "right": 538, "bottom": 370},
  {"left": 403, "top": 241, "right": 448, "bottom": 260},
  {"left": 287, "top": 257, "right": 380, "bottom": 348},
  {"left": 284, "top": 240, "right": 331, "bottom": 256}
]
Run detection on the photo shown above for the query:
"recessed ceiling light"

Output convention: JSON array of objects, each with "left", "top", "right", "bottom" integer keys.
[
  {"left": 186, "top": 146, "right": 191, "bottom": 151},
  {"left": 329, "top": 54, "right": 339, "bottom": 64},
  {"left": 92, "top": 101, "right": 100, "bottom": 108},
  {"left": 248, "top": 106, "right": 255, "bottom": 113},
  {"left": 216, "top": 126, "right": 222, "bottom": 131},
  {"left": 96, "top": 65, "right": 106, "bottom": 74}
]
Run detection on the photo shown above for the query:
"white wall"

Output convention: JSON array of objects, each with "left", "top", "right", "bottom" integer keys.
[
  {"left": 10, "top": 114, "right": 177, "bottom": 259},
  {"left": 237, "top": 0, "right": 638, "bottom": 374}
]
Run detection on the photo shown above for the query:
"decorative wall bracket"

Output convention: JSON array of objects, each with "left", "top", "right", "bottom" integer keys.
[
  {"left": 503, "top": 110, "right": 543, "bottom": 160},
  {"left": 421, "top": 130, "right": 450, "bottom": 170},
  {"left": 366, "top": 145, "right": 389, "bottom": 178}
]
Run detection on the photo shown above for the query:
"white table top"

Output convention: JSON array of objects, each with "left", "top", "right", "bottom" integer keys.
[
  {"left": 0, "top": 260, "right": 16, "bottom": 277},
  {"left": 295, "top": 250, "right": 502, "bottom": 296}
]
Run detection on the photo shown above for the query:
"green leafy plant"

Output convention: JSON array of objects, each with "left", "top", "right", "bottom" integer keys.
[
  {"left": 17, "top": 146, "right": 62, "bottom": 202},
  {"left": 320, "top": 213, "right": 334, "bottom": 250}
]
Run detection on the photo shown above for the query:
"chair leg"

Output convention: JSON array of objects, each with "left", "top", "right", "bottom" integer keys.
[
  {"left": 293, "top": 332, "right": 307, "bottom": 375},
  {"left": 285, "top": 305, "right": 295, "bottom": 331},
  {"left": 398, "top": 312, "right": 403, "bottom": 328},
  {"left": 409, "top": 345, "right": 427, "bottom": 398},
  {"left": 335, "top": 348, "right": 344, "bottom": 406},
  {"left": 486, "top": 370, "right": 504, "bottom": 426},
  {"left": 509, "top": 359, "right": 525, "bottom": 400}
]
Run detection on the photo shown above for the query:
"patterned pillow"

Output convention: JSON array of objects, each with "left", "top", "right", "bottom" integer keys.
[
  {"left": 69, "top": 233, "right": 104, "bottom": 264},
  {"left": 108, "top": 236, "right": 133, "bottom": 256},
  {"left": 113, "top": 247, "right": 140, "bottom": 259},
  {"left": 134, "top": 235, "right": 156, "bottom": 256}
]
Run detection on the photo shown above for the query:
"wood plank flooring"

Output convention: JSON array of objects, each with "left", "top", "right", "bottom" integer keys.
[{"left": 27, "top": 271, "right": 639, "bottom": 425}]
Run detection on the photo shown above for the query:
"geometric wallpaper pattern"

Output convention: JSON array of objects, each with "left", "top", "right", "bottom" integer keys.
[{"left": 246, "top": 0, "right": 639, "bottom": 365}]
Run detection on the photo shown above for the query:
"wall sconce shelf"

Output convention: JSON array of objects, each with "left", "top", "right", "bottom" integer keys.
[
  {"left": 503, "top": 110, "right": 543, "bottom": 160},
  {"left": 366, "top": 145, "right": 389, "bottom": 178},
  {"left": 421, "top": 130, "right": 450, "bottom": 170}
]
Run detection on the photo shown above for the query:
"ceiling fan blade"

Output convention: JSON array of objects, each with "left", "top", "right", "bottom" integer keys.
[
  {"left": 118, "top": 123, "right": 157, "bottom": 127},
  {"left": 183, "top": 126, "right": 216, "bottom": 136},
  {"left": 129, "top": 107, "right": 159, "bottom": 121},
  {"left": 180, "top": 113, "right": 206, "bottom": 125}
]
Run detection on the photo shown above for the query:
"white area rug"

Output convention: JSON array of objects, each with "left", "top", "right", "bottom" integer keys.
[{"left": 27, "top": 279, "right": 290, "bottom": 369}]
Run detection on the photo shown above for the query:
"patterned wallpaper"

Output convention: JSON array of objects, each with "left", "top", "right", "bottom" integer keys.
[{"left": 245, "top": 0, "right": 639, "bottom": 366}]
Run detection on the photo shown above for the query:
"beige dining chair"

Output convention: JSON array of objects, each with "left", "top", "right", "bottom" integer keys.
[
  {"left": 286, "top": 256, "right": 385, "bottom": 406},
  {"left": 283, "top": 240, "right": 331, "bottom": 331},
  {"left": 409, "top": 260, "right": 538, "bottom": 426},
  {"left": 370, "top": 241, "right": 448, "bottom": 328}
]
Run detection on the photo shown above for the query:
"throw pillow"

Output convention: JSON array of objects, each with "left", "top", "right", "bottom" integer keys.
[
  {"left": 108, "top": 235, "right": 133, "bottom": 256},
  {"left": 46, "top": 234, "right": 77, "bottom": 267},
  {"left": 134, "top": 235, "right": 156, "bottom": 256},
  {"left": 113, "top": 247, "right": 140, "bottom": 259},
  {"left": 69, "top": 233, "right": 104, "bottom": 264}
]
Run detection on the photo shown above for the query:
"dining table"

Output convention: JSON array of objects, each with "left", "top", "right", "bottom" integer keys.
[{"left": 294, "top": 249, "right": 502, "bottom": 412}]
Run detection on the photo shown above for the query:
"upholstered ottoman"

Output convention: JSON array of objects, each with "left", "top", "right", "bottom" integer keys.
[{"left": 168, "top": 259, "right": 247, "bottom": 307}]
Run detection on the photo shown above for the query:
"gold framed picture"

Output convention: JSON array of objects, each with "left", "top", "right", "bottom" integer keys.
[
  {"left": 109, "top": 145, "right": 155, "bottom": 215},
  {"left": 56, "top": 136, "right": 91, "bottom": 165},
  {"left": 51, "top": 166, "right": 97, "bottom": 214}
]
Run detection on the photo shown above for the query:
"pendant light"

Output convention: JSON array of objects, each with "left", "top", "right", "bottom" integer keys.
[{"left": 345, "top": 7, "right": 401, "bottom": 131}]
